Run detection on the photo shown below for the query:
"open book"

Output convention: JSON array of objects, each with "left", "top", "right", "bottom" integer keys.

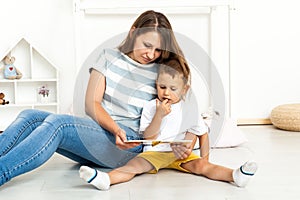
[{"left": 125, "top": 139, "right": 193, "bottom": 147}]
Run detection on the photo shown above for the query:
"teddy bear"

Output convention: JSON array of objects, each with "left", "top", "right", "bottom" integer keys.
[
  {"left": 0, "top": 92, "right": 9, "bottom": 105},
  {"left": 3, "top": 55, "right": 22, "bottom": 79}
]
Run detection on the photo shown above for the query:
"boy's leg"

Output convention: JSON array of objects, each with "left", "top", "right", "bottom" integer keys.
[
  {"left": 232, "top": 161, "right": 257, "bottom": 187},
  {"left": 79, "top": 157, "right": 154, "bottom": 190},
  {"left": 109, "top": 157, "right": 154, "bottom": 184},
  {"left": 181, "top": 158, "right": 257, "bottom": 187},
  {"left": 79, "top": 166, "right": 110, "bottom": 190},
  {"left": 182, "top": 158, "right": 234, "bottom": 181}
]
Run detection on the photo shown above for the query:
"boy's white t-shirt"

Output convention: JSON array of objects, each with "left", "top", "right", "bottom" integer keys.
[{"left": 140, "top": 99, "right": 208, "bottom": 152}]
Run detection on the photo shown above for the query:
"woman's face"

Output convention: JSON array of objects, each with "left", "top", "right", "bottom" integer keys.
[{"left": 130, "top": 31, "right": 162, "bottom": 64}]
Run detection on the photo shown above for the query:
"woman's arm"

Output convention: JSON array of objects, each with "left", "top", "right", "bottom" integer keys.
[
  {"left": 85, "top": 69, "right": 133, "bottom": 149},
  {"left": 85, "top": 69, "right": 119, "bottom": 134}
]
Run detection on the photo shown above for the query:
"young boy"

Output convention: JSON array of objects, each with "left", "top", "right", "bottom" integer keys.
[{"left": 79, "top": 59, "right": 257, "bottom": 190}]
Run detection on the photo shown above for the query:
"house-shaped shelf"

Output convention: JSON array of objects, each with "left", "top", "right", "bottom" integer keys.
[{"left": 0, "top": 37, "right": 60, "bottom": 130}]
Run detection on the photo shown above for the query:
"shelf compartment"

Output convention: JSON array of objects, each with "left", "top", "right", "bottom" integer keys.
[
  {"left": 0, "top": 82, "right": 16, "bottom": 104},
  {"left": 15, "top": 81, "right": 57, "bottom": 104},
  {"left": 10, "top": 38, "right": 32, "bottom": 79},
  {"left": 32, "top": 48, "right": 57, "bottom": 79}
]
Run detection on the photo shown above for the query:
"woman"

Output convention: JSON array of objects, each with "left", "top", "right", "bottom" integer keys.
[{"left": 0, "top": 10, "right": 188, "bottom": 186}]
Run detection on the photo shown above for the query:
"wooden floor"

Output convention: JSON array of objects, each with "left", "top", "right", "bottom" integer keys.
[{"left": 1, "top": 125, "right": 300, "bottom": 200}]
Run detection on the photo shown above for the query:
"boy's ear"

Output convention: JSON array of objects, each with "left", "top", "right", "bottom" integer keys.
[
  {"left": 183, "top": 84, "right": 190, "bottom": 95},
  {"left": 129, "top": 26, "right": 136, "bottom": 38},
  {"left": 181, "top": 84, "right": 190, "bottom": 101}
]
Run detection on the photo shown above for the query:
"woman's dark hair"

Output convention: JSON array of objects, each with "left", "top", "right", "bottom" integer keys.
[{"left": 118, "top": 10, "right": 187, "bottom": 65}]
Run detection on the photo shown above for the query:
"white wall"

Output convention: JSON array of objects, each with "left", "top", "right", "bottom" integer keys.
[
  {"left": 0, "top": 0, "right": 75, "bottom": 113},
  {"left": 1, "top": 0, "right": 299, "bottom": 121},
  {"left": 74, "top": 6, "right": 215, "bottom": 117},
  {"left": 231, "top": 0, "right": 300, "bottom": 121}
]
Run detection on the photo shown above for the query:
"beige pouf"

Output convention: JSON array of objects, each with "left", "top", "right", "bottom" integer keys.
[{"left": 270, "top": 104, "right": 300, "bottom": 131}]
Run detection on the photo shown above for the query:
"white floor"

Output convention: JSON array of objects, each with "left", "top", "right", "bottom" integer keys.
[{"left": 1, "top": 125, "right": 300, "bottom": 200}]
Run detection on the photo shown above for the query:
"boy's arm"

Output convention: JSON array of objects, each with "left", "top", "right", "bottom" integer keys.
[
  {"left": 143, "top": 113, "right": 163, "bottom": 140},
  {"left": 143, "top": 99, "right": 171, "bottom": 140},
  {"left": 198, "top": 133, "right": 210, "bottom": 161}
]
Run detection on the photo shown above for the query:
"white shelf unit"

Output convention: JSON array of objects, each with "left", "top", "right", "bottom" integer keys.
[{"left": 0, "top": 37, "right": 59, "bottom": 131}]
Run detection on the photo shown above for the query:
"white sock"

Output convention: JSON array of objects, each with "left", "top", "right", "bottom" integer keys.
[
  {"left": 233, "top": 161, "right": 258, "bottom": 187},
  {"left": 79, "top": 166, "right": 110, "bottom": 190}
]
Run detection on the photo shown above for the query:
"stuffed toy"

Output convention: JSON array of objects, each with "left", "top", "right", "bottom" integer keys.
[
  {"left": 3, "top": 55, "right": 22, "bottom": 79},
  {"left": 0, "top": 92, "right": 9, "bottom": 105}
]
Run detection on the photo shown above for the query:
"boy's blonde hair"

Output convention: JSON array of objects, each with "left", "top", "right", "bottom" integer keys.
[{"left": 158, "top": 58, "right": 190, "bottom": 85}]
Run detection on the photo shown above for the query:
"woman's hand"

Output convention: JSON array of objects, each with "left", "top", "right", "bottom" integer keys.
[
  {"left": 170, "top": 142, "right": 193, "bottom": 160},
  {"left": 115, "top": 128, "right": 141, "bottom": 150}
]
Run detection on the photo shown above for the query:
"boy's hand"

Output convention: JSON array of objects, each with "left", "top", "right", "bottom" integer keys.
[
  {"left": 155, "top": 98, "right": 171, "bottom": 118},
  {"left": 171, "top": 132, "right": 197, "bottom": 159},
  {"left": 170, "top": 142, "right": 193, "bottom": 159}
]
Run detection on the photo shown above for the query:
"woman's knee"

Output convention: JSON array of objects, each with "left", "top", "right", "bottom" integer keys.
[
  {"left": 18, "top": 109, "right": 51, "bottom": 121},
  {"left": 19, "top": 109, "right": 42, "bottom": 117},
  {"left": 43, "top": 114, "right": 74, "bottom": 127}
]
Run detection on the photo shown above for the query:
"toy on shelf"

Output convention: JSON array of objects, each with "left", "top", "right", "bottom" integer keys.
[
  {"left": 3, "top": 55, "right": 22, "bottom": 79},
  {"left": 0, "top": 92, "right": 9, "bottom": 105}
]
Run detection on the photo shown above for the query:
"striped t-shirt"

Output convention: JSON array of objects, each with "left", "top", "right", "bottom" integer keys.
[{"left": 92, "top": 48, "right": 158, "bottom": 132}]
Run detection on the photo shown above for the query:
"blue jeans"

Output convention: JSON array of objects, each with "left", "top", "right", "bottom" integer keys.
[{"left": 0, "top": 109, "right": 142, "bottom": 186}]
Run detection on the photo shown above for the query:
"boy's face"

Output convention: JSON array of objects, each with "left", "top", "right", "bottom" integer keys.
[{"left": 156, "top": 72, "right": 188, "bottom": 104}]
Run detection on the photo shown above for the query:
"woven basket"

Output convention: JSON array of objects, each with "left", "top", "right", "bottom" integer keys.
[{"left": 270, "top": 104, "right": 300, "bottom": 131}]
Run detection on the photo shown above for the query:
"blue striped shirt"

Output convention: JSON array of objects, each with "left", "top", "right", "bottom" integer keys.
[{"left": 92, "top": 48, "right": 158, "bottom": 132}]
